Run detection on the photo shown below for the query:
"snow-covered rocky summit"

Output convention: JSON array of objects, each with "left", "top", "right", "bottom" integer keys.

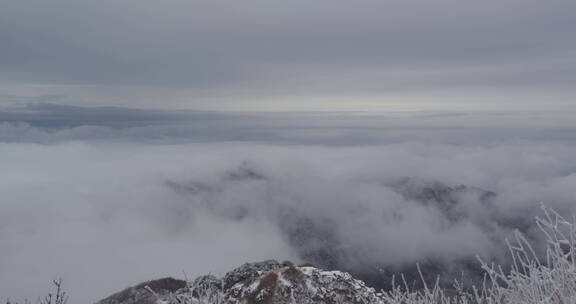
[
  {"left": 224, "top": 263, "right": 382, "bottom": 304},
  {"left": 95, "top": 260, "right": 384, "bottom": 304}
]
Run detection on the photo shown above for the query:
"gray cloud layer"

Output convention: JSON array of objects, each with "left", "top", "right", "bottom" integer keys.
[
  {"left": 1, "top": 141, "right": 576, "bottom": 302},
  {"left": 0, "top": 104, "right": 576, "bottom": 302},
  {"left": 1, "top": 103, "right": 576, "bottom": 145},
  {"left": 1, "top": 0, "right": 575, "bottom": 108}
]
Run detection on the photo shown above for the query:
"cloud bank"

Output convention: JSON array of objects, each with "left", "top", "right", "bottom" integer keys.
[
  {"left": 1, "top": 103, "right": 576, "bottom": 145},
  {"left": 1, "top": 136, "right": 576, "bottom": 302}
]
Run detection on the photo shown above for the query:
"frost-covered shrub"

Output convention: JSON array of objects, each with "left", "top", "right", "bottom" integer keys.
[
  {"left": 5, "top": 279, "right": 67, "bottom": 304},
  {"left": 381, "top": 205, "right": 576, "bottom": 304}
]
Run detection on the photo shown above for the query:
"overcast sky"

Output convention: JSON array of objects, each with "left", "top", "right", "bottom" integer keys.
[
  {"left": 1, "top": 0, "right": 575, "bottom": 110},
  {"left": 2, "top": 2, "right": 576, "bottom": 301}
]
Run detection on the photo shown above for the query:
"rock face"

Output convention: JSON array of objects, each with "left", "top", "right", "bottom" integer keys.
[
  {"left": 223, "top": 260, "right": 284, "bottom": 290},
  {"left": 225, "top": 266, "right": 382, "bottom": 304},
  {"left": 95, "top": 260, "right": 383, "bottom": 304}
]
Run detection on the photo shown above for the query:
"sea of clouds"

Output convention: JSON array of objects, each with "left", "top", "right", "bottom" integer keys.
[{"left": 1, "top": 104, "right": 576, "bottom": 302}]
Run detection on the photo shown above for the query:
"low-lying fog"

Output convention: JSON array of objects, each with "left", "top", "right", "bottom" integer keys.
[{"left": 1, "top": 104, "right": 576, "bottom": 302}]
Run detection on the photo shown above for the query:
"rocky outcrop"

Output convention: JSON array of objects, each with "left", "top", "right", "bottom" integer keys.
[
  {"left": 223, "top": 260, "right": 287, "bottom": 289},
  {"left": 96, "top": 260, "right": 383, "bottom": 304},
  {"left": 225, "top": 265, "right": 382, "bottom": 304}
]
